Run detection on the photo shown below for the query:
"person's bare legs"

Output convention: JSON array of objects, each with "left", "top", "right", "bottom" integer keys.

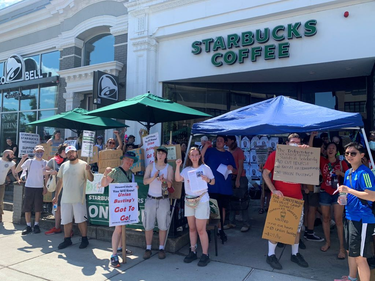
[
  {"left": 145, "top": 230, "right": 153, "bottom": 246},
  {"left": 196, "top": 219, "right": 209, "bottom": 255},
  {"left": 159, "top": 230, "right": 167, "bottom": 246},
  {"left": 112, "top": 226, "right": 122, "bottom": 255},
  {"left": 25, "top": 211, "right": 32, "bottom": 224},
  {"left": 63, "top": 222, "right": 73, "bottom": 238},
  {"left": 321, "top": 205, "right": 331, "bottom": 251},
  {"left": 77, "top": 221, "right": 87, "bottom": 237},
  {"left": 356, "top": 256, "right": 370, "bottom": 281},
  {"left": 35, "top": 211, "right": 41, "bottom": 224},
  {"left": 187, "top": 216, "right": 198, "bottom": 251},
  {"left": 333, "top": 204, "right": 345, "bottom": 258},
  {"left": 55, "top": 207, "right": 61, "bottom": 229}
]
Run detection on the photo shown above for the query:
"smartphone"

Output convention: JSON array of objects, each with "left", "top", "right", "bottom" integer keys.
[{"left": 28, "top": 153, "right": 35, "bottom": 158}]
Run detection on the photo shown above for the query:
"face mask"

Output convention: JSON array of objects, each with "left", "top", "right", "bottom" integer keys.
[
  {"left": 369, "top": 141, "right": 375, "bottom": 151},
  {"left": 35, "top": 152, "right": 44, "bottom": 158},
  {"left": 289, "top": 143, "right": 298, "bottom": 147}
]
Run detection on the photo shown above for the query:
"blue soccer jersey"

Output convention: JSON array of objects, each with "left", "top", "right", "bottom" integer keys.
[{"left": 343, "top": 164, "right": 375, "bottom": 223}]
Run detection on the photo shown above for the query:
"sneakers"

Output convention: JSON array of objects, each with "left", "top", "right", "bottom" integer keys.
[
  {"left": 158, "top": 249, "right": 166, "bottom": 259},
  {"left": 198, "top": 254, "right": 210, "bottom": 267},
  {"left": 184, "top": 251, "right": 198, "bottom": 263},
  {"left": 223, "top": 223, "right": 236, "bottom": 230},
  {"left": 58, "top": 238, "right": 72, "bottom": 249},
  {"left": 33, "top": 225, "right": 41, "bottom": 234},
  {"left": 45, "top": 227, "right": 62, "bottom": 235},
  {"left": 266, "top": 254, "right": 282, "bottom": 270},
  {"left": 241, "top": 224, "right": 250, "bottom": 232},
  {"left": 143, "top": 250, "right": 152, "bottom": 259},
  {"left": 22, "top": 226, "right": 32, "bottom": 235},
  {"left": 79, "top": 237, "right": 89, "bottom": 249},
  {"left": 110, "top": 254, "right": 120, "bottom": 268},
  {"left": 291, "top": 253, "right": 309, "bottom": 267},
  {"left": 305, "top": 232, "right": 324, "bottom": 242},
  {"left": 299, "top": 239, "right": 306, "bottom": 250}
]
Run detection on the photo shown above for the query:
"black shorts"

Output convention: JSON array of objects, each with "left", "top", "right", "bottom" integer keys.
[
  {"left": 23, "top": 187, "right": 44, "bottom": 213},
  {"left": 344, "top": 219, "right": 375, "bottom": 258},
  {"left": 303, "top": 191, "right": 320, "bottom": 208},
  {"left": 209, "top": 193, "right": 231, "bottom": 210}
]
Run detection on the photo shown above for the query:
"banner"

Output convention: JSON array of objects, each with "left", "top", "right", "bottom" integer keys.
[
  {"left": 18, "top": 132, "right": 40, "bottom": 157},
  {"left": 109, "top": 182, "right": 139, "bottom": 227},
  {"left": 81, "top": 130, "right": 95, "bottom": 157},
  {"left": 262, "top": 195, "right": 304, "bottom": 245},
  {"left": 273, "top": 144, "right": 320, "bottom": 185},
  {"left": 142, "top": 132, "right": 160, "bottom": 168}
]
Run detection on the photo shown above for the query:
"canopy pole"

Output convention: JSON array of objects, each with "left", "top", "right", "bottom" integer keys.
[{"left": 361, "top": 128, "right": 375, "bottom": 168}]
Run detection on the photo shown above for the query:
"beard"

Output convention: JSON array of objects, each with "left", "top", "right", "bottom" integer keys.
[{"left": 69, "top": 155, "right": 78, "bottom": 161}]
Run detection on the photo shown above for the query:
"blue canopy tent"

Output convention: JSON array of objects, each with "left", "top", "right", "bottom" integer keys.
[{"left": 191, "top": 96, "right": 373, "bottom": 165}]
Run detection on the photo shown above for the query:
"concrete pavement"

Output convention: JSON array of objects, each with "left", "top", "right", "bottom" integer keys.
[{"left": 0, "top": 203, "right": 349, "bottom": 281}]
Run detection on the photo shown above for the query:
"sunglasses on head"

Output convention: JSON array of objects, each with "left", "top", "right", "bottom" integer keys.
[{"left": 345, "top": 152, "right": 357, "bottom": 157}]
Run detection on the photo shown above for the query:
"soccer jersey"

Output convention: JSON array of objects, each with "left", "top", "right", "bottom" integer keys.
[{"left": 343, "top": 164, "right": 375, "bottom": 223}]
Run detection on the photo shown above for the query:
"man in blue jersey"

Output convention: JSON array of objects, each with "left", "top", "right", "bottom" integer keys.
[{"left": 337, "top": 142, "right": 375, "bottom": 281}]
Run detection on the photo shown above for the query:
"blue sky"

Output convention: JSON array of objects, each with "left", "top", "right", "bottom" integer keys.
[{"left": 0, "top": 0, "right": 23, "bottom": 10}]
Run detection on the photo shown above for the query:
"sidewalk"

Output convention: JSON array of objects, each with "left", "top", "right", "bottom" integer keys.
[{"left": 0, "top": 203, "right": 348, "bottom": 281}]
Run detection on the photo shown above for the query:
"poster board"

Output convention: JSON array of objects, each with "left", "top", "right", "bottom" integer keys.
[
  {"left": 18, "top": 133, "right": 40, "bottom": 157},
  {"left": 129, "top": 148, "right": 145, "bottom": 173},
  {"left": 78, "top": 146, "right": 99, "bottom": 164},
  {"left": 98, "top": 149, "right": 122, "bottom": 173},
  {"left": 143, "top": 133, "right": 160, "bottom": 168},
  {"left": 273, "top": 144, "right": 320, "bottom": 185},
  {"left": 109, "top": 182, "right": 139, "bottom": 227},
  {"left": 165, "top": 144, "right": 182, "bottom": 199},
  {"left": 262, "top": 195, "right": 304, "bottom": 245},
  {"left": 81, "top": 130, "right": 95, "bottom": 157},
  {"left": 86, "top": 173, "right": 105, "bottom": 194},
  {"left": 40, "top": 143, "right": 52, "bottom": 161}
]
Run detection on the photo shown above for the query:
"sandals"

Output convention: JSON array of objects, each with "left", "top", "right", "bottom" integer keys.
[
  {"left": 259, "top": 208, "right": 265, "bottom": 214},
  {"left": 320, "top": 244, "right": 330, "bottom": 252},
  {"left": 337, "top": 250, "right": 346, "bottom": 260}
]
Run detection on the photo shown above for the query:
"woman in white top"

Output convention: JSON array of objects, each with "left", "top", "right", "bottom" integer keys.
[{"left": 175, "top": 147, "right": 215, "bottom": 267}]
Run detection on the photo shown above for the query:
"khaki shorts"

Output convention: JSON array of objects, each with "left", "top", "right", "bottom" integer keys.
[
  {"left": 142, "top": 197, "right": 170, "bottom": 231},
  {"left": 185, "top": 199, "right": 210, "bottom": 220},
  {"left": 61, "top": 202, "right": 88, "bottom": 225}
]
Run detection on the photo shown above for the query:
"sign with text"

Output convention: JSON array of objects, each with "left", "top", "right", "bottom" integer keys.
[
  {"left": 262, "top": 195, "right": 304, "bottom": 245},
  {"left": 18, "top": 132, "right": 40, "bottom": 157},
  {"left": 81, "top": 130, "right": 95, "bottom": 157},
  {"left": 143, "top": 132, "right": 160, "bottom": 168},
  {"left": 86, "top": 173, "right": 105, "bottom": 195},
  {"left": 273, "top": 144, "right": 320, "bottom": 185},
  {"left": 109, "top": 182, "right": 139, "bottom": 227},
  {"left": 98, "top": 149, "right": 122, "bottom": 173},
  {"left": 129, "top": 148, "right": 145, "bottom": 173}
]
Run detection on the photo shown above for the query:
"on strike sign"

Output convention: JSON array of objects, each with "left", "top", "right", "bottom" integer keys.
[{"left": 109, "top": 182, "right": 139, "bottom": 227}]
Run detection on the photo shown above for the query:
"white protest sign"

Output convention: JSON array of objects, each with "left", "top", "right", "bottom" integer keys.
[
  {"left": 86, "top": 173, "right": 105, "bottom": 194},
  {"left": 81, "top": 130, "right": 95, "bottom": 157},
  {"left": 18, "top": 133, "right": 40, "bottom": 157},
  {"left": 64, "top": 140, "right": 77, "bottom": 147},
  {"left": 142, "top": 132, "right": 160, "bottom": 168},
  {"left": 109, "top": 182, "right": 139, "bottom": 227}
]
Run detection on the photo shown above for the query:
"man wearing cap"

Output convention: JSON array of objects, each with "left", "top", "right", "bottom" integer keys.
[
  {"left": 101, "top": 151, "right": 138, "bottom": 267},
  {"left": 53, "top": 145, "right": 94, "bottom": 249},
  {"left": 15, "top": 145, "right": 48, "bottom": 235},
  {"left": 143, "top": 146, "right": 174, "bottom": 260}
]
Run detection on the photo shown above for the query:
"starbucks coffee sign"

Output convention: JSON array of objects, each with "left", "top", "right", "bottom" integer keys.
[{"left": 191, "top": 19, "right": 317, "bottom": 67}]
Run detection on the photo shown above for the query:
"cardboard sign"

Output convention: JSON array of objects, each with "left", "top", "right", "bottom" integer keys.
[
  {"left": 262, "top": 195, "right": 304, "bottom": 245},
  {"left": 78, "top": 146, "right": 99, "bottom": 164},
  {"left": 129, "top": 148, "right": 145, "bottom": 173},
  {"left": 40, "top": 143, "right": 52, "bottom": 160},
  {"left": 18, "top": 132, "right": 40, "bottom": 157},
  {"left": 143, "top": 133, "right": 160, "bottom": 168},
  {"left": 86, "top": 173, "right": 105, "bottom": 194},
  {"left": 98, "top": 149, "right": 122, "bottom": 173},
  {"left": 273, "top": 144, "right": 320, "bottom": 185},
  {"left": 109, "top": 182, "right": 139, "bottom": 226},
  {"left": 81, "top": 130, "right": 95, "bottom": 157},
  {"left": 165, "top": 144, "right": 181, "bottom": 161}
]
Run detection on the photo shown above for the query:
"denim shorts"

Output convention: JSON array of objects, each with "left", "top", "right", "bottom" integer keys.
[{"left": 319, "top": 190, "right": 339, "bottom": 206}]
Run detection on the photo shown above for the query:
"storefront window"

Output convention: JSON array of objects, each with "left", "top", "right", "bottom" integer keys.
[
  {"left": 1, "top": 113, "right": 18, "bottom": 152},
  {"left": 41, "top": 51, "right": 59, "bottom": 76},
  {"left": 37, "top": 109, "right": 57, "bottom": 142},
  {"left": 83, "top": 34, "right": 114, "bottom": 66},
  {"left": 24, "top": 55, "right": 40, "bottom": 74},
  {"left": 0, "top": 62, "right": 4, "bottom": 77},
  {"left": 20, "top": 87, "right": 38, "bottom": 111},
  {"left": 19, "top": 111, "right": 37, "bottom": 134},
  {"left": 40, "top": 86, "right": 58, "bottom": 109},
  {"left": 2, "top": 89, "right": 19, "bottom": 112}
]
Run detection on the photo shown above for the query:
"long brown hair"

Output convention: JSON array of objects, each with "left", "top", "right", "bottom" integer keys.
[{"left": 185, "top": 147, "right": 203, "bottom": 167}]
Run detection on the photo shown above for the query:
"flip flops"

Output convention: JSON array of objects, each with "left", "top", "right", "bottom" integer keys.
[{"left": 320, "top": 244, "right": 330, "bottom": 252}]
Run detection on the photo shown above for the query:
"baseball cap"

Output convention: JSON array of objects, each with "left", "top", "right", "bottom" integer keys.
[
  {"left": 120, "top": 151, "right": 138, "bottom": 163},
  {"left": 156, "top": 146, "right": 168, "bottom": 154},
  {"left": 34, "top": 145, "right": 45, "bottom": 151},
  {"left": 97, "top": 135, "right": 103, "bottom": 139},
  {"left": 65, "top": 146, "right": 77, "bottom": 154}
]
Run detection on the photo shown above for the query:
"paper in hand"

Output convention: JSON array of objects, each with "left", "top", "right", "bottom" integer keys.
[{"left": 217, "top": 164, "right": 232, "bottom": 180}]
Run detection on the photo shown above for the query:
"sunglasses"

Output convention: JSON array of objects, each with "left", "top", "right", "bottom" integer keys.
[
  {"left": 108, "top": 142, "right": 116, "bottom": 145},
  {"left": 345, "top": 152, "right": 357, "bottom": 157}
]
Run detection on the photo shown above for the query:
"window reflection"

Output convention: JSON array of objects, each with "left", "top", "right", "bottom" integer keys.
[
  {"left": 19, "top": 111, "right": 37, "bottom": 133},
  {"left": 0, "top": 62, "right": 4, "bottom": 77},
  {"left": 3, "top": 89, "right": 19, "bottom": 112},
  {"left": 40, "top": 86, "right": 58, "bottom": 109},
  {"left": 84, "top": 34, "right": 114, "bottom": 65},
  {"left": 24, "top": 55, "right": 40, "bottom": 74},
  {"left": 20, "top": 87, "right": 38, "bottom": 111},
  {"left": 41, "top": 51, "right": 59, "bottom": 76},
  {"left": 1, "top": 113, "right": 18, "bottom": 152}
]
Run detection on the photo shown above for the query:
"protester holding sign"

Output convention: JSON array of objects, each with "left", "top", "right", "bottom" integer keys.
[
  {"left": 15, "top": 145, "right": 48, "bottom": 235},
  {"left": 262, "top": 133, "right": 309, "bottom": 270},
  {"left": 142, "top": 146, "right": 174, "bottom": 260},
  {"left": 336, "top": 142, "right": 375, "bottom": 281},
  {"left": 53, "top": 146, "right": 94, "bottom": 250},
  {"left": 175, "top": 147, "right": 215, "bottom": 267},
  {"left": 101, "top": 151, "right": 139, "bottom": 268}
]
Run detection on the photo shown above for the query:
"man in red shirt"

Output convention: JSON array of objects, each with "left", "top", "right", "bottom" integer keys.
[{"left": 262, "top": 133, "right": 308, "bottom": 270}]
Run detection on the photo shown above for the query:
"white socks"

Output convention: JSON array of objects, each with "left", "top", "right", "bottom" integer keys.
[
  {"left": 146, "top": 245, "right": 151, "bottom": 250},
  {"left": 292, "top": 243, "right": 299, "bottom": 255},
  {"left": 268, "top": 241, "right": 277, "bottom": 256}
]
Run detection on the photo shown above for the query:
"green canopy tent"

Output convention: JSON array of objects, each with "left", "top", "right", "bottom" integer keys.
[
  {"left": 28, "top": 108, "right": 128, "bottom": 132},
  {"left": 87, "top": 93, "right": 211, "bottom": 132}
]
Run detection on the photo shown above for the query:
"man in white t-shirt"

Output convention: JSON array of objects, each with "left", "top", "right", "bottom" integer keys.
[
  {"left": 15, "top": 145, "right": 48, "bottom": 235},
  {"left": 54, "top": 146, "right": 94, "bottom": 250},
  {"left": 0, "top": 150, "right": 20, "bottom": 223}
]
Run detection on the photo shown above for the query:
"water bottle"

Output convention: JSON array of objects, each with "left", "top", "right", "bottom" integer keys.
[
  {"left": 338, "top": 193, "right": 347, "bottom": 205},
  {"left": 52, "top": 203, "right": 58, "bottom": 216}
]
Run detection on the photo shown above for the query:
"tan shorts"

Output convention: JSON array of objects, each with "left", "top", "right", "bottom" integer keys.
[
  {"left": 185, "top": 199, "right": 210, "bottom": 220},
  {"left": 61, "top": 202, "right": 88, "bottom": 225},
  {"left": 142, "top": 197, "right": 170, "bottom": 231}
]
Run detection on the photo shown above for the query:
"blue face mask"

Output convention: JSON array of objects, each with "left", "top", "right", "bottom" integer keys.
[
  {"left": 35, "top": 152, "right": 44, "bottom": 158},
  {"left": 369, "top": 141, "right": 375, "bottom": 151}
]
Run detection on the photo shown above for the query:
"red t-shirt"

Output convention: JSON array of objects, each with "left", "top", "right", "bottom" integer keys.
[
  {"left": 263, "top": 151, "right": 302, "bottom": 200},
  {"left": 230, "top": 147, "right": 246, "bottom": 177},
  {"left": 320, "top": 156, "right": 349, "bottom": 195}
]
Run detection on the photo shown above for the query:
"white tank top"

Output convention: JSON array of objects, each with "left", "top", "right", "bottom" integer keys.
[{"left": 148, "top": 162, "right": 169, "bottom": 197}]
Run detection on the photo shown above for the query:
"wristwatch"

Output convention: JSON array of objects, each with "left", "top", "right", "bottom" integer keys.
[{"left": 208, "top": 178, "right": 212, "bottom": 184}]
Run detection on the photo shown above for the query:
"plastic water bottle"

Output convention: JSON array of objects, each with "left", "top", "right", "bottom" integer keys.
[
  {"left": 52, "top": 203, "right": 57, "bottom": 216},
  {"left": 338, "top": 193, "right": 347, "bottom": 205}
]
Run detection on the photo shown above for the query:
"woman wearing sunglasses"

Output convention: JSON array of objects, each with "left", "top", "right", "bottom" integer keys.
[
  {"left": 105, "top": 130, "right": 123, "bottom": 151},
  {"left": 319, "top": 142, "right": 349, "bottom": 259}
]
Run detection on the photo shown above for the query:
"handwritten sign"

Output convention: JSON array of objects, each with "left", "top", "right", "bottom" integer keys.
[
  {"left": 86, "top": 173, "right": 105, "bottom": 194},
  {"left": 143, "top": 132, "right": 160, "bottom": 168},
  {"left": 18, "top": 132, "right": 40, "bottom": 157},
  {"left": 262, "top": 195, "right": 304, "bottom": 245},
  {"left": 273, "top": 144, "right": 320, "bottom": 185},
  {"left": 81, "top": 130, "right": 95, "bottom": 157},
  {"left": 129, "top": 148, "right": 145, "bottom": 173},
  {"left": 98, "top": 149, "right": 122, "bottom": 173},
  {"left": 109, "top": 182, "right": 139, "bottom": 226}
]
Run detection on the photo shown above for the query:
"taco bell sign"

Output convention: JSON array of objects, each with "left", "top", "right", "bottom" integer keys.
[{"left": 93, "top": 70, "right": 119, "bottom": 106}]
